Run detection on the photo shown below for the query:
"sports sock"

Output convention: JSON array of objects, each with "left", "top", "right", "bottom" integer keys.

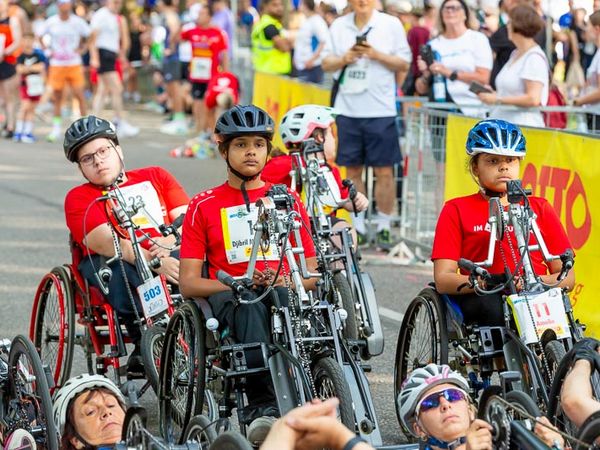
[{"left": 377, "top": 212, "right": 392, "bottom": 232}]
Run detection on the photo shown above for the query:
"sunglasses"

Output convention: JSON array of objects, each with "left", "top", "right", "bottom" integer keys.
[{"left": 416, "top": 388, "right": 467, "bottom": 415}]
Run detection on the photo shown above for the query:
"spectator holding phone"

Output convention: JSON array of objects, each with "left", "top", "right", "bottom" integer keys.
[
  {"left": 414, "top": 0, "right": 492, "bottom": 117},
  {"left": 478, "top": 4, "right": 549, "bottom": 128}
]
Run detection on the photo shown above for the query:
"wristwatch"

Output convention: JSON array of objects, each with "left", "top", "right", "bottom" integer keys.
[{"left": 449, "top": 70, "right": 458, "bottom": 81}]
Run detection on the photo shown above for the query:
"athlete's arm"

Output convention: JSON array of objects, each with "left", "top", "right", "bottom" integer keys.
[
  {"left": 179, "top": 258, "right": 231, "bottom": 298},
  {"left": 433, "top": 258, "right": 476, "bottom": 295},
  {"left": 540, "top": 258, "right": 575, "bottom": 291}
]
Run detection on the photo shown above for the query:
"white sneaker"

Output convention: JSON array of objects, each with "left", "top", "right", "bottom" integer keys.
[
  {"left": 20, "top": 133, "right": 36, "bottom": 144},
  {"left": 246, "top": 416, "right": 277, "bottom": 446},
  {"left": 117, "top": 120, "right": 140, "bottom": 138},
  {"left": 160, "top": 120, "right": 189, "bottom": 136},
  {"left": 46, "top": 130, "right": 61, "bottom": 143}
]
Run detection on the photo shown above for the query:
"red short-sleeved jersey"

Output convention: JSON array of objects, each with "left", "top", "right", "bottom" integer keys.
[
  {"left": 180, "top": 26, "right": 228, "bottom": 82},
  {"left": 180, "top": 181, "right": 316, "bottom": 279},
  {"left": 64, "top": 167, "right": 190, "bottom": 256},
  {"left": 262, "top": 154, "right": 349, "bottom": 196},
  {"left": 431, "top": 193, "right": 573, "bottom": 275},
  {"left": 204, "top": 71, "right": 240, "bottom": 109}
]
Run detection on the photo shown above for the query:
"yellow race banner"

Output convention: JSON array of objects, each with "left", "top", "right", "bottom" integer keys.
[
  {"left": 445, "top": 114, "right": 600, "bottom": 336},
  {"left": 252, "top": 72, "right": 330, "bottom": 150}
]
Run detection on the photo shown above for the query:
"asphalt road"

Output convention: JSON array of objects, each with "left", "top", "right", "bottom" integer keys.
[{"left": 0, "top": 108, "right": 431, "bottom": 446}]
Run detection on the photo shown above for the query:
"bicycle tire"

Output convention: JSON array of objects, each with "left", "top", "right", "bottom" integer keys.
[
  {"left": 505, "top": 390, "right": 541, "bottom": 418},
  {"left": 547, "top": 348, "right": 580, "bottom": 437},
  {"left": 140, "top": 325, "right": 165, "bottom": 395},
  {"left": 30, "top": 265, "right": 75, "bottom": 389},
  {"left": 208, "top": 431, "right": 253, "bottom": 450},
  {"left": 183, "top": 414, "right": 217, "bottom": 448},
  {"left": 575, "top": 410, "right": 600, "bottom": 450},
  {"left": 312, "top": 357, "right": 355, "bottom": 430},
  {"left": 159, "top": 301, "right": 206, "bottom": 444},
  {"left": 394, "top": 288, "right": 448, "bottom": 432},
  {"left": 7, "top": 334, "right": 59, "bottom": 450},
  {"left": 122, "top": 407, "right": 148, "bottom": 448},
  {"left": 543, "top": 340, "right": 567, "bottom": 387},
  {"left": 332, "top": 272, "right": 358, "bottom": 340}
]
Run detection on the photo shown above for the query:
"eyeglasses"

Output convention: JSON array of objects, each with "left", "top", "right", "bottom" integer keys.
[
  {"left": 442, "top": 4, "right": 462, "bottom": 12},
  {"left": 416, "top": 388, "right": 467, "bottom": 415},
  {"left": 78, "top": 145, "right": 114, "bottom": 166}
]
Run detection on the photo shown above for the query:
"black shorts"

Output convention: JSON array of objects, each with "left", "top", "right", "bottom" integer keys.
[
  {"left": 335, "top": 115, "right": 401, "bottom": 167},
  {"left": 0, "top": 61, "right": 16, "bottom": 81},
  {"left": 98, "top": 48, "right": 118, "bottom": 74},
  {"left": 180, "top": 61, "right": 190, "bottom": 81},
  {"left": 191, "top": 82, "right": 208, "bottom": 100}
]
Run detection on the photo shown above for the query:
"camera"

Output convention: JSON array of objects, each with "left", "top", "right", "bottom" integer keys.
[{"left": 419, "top": 44, "right": 435, "bottom": 66}]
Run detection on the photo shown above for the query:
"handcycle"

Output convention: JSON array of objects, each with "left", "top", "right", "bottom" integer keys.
[
  {"left": 288, "top": 138, "right": 383, "bottom": 360},
  {"left": 157, "top": 184, "right": 382, "bottom": 446},
  {"left": 29, "top": 180, "right": 184, "bottom": 395},
  {"left": 394, "top": 179, "right": 583, "bottom": 432},
  {"left": 0, "top": 334, "right": 59, "bottom": 450}
]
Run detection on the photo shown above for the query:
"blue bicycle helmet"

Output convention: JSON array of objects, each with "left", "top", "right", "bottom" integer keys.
[{"left": 466, "top": 119, "right": 526, "bottom": 157}]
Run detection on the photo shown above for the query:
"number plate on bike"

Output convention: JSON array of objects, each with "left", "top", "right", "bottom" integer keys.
[
  {"left": 137, "top": 276, "right": 169, "bottom": 318},
  {"left": 507, "top": 288, "right": 571, "bottom": 344}
]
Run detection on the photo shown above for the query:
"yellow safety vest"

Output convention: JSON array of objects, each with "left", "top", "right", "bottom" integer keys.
[{"left": 251, "top": 14, "right": 291, "bottom": 75}]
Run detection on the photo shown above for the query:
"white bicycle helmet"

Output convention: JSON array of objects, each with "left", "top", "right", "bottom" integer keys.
[
  {"left": 53, "top": 374, "right": 125, "bottom": 435},
  {"left": 279, "top": 104, "right": 337, "bottom": 148},
  {"left": 397, "top": 364, "right": 469, "bottom": 436}
]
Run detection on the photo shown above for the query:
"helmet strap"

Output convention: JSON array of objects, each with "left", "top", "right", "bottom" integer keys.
[
  {"left": 225, "top": 153, "right": 259, "bottom": 212},
  {"left": 480, "top": 187, "right": 506, "bottom": 198},
  {"left": 426, "top": 436, "right": 466, "bottom": 450}
]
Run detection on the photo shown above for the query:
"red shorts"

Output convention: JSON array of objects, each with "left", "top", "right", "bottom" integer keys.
[{"left": 19, "top": 85, "right": 41, "bottom": 102}]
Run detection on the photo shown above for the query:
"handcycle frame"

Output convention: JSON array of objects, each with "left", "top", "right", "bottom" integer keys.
[
  {"left": 166, "top": 184, "right": 382, "bottom": 445},
  {"left": 29, "top": 182, "right": 183, "bottom": 394},
  {"left": 289, "top": 140, "right": 384, "bottom": 359}
]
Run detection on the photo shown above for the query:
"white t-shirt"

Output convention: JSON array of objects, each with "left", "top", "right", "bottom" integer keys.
[
  {"left": 323, "top": 10, "right": 411, "bottom": 118},
  {"left": 91, "top": 7, "right": 120, "bottom": 53},
  {"left": 37, "top": 14, "right": 91, "bottom": 66},
  {"left": 178, "top": 21, "right": 196, "bottom": 63},
  {"left": 490, "top": 45, "right": 549, "bottom": 128},
  {"left": 584, "top": 49, "right": 600, "bottom": 113},
  {"left": 293, "top": 14, "right": 329, "bottom": 71},
  {"left": 429, "top": 29, "right": 493, "bottom": 117}
]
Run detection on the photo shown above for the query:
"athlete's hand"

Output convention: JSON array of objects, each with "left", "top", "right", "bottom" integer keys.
[
  {"left": 149, "top": 235, "right": 177, "bottom": 258},
  {"left": 342, "top": 48, "right": 360, "bottom": 65},
  {"left": 354, "top": 41, "right": 379, "bottom": 61},
  {"left": 534, "top": 416, "right": 564, "bottom": 448},
  {"left": 253, "top": 267, "right": 285, "bottom": 287},
  {"left": 351, "top": 191, "right": 369, "bottom": 212},
  {"left": 466, "top": 419, "right": 493, "bottom": 450},
  {"left": 154, "top": 256, "right": 179, "bottom": 284}
]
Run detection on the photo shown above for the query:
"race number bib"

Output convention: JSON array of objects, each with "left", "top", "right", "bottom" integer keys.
[
  {"left": 26, "top": 74, "right": 44, "bottom": 97},
  {"left": 341, "top": 58, "right": 369, "bottom": 94},
  {"left": 137, "top": 276, "right": 170, "bottom": 318},
  {"left": 190, "top": 57, "right": 212, "bottom": 80},
  {"left": 507, "top": 288, "right": 571, "bottom": 345},
  {"left": 221, "top": 204, "right": 278, "bottom": 264},
  {"left": 117, "top": 182, "right": 165, "bottom": 230}
]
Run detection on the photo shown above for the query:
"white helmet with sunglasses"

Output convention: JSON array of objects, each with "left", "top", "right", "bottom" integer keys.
[{"left": 398, "top": 363, "right": 470, "bottom": 436}]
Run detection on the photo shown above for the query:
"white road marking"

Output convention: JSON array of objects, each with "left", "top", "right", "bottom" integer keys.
[{"left": 378, "top": 307, "right": 404, "bottom": 323}]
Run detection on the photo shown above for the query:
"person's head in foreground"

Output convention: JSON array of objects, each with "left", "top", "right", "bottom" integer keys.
[
  {"left": 53, "top": 374, "right": 126, "bottom": 450},
  {"left": 465, "top": 119, "right": 526, "bottom": 198},
  {"left": 399, "top": 364, "right": 473, "bottom": 448},
  {"left": 214, "top": 104, "right": 275, "bottom": 185},
  {"left": 63, "top": 116, "right": 124, "bottom": 189},
  {"left": 279, "top": 104, "right": 338, "bottom": 160}
]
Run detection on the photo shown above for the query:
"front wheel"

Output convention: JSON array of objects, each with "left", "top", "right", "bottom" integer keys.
[
  {"left": 312, "top": 357, "right": 354, "bottom": 429},
  {"left": 140, "top": 325, "right": 165, "bottom": 394},
  {"left": 7, "top": 335, "right": 59, "bottom": 450}
]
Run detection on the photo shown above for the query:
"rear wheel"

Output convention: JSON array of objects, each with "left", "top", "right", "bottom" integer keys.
[
  {"left": 183, "top": 414, "right": 217, "bottom": 449},
  {"left": 312, "top": 357, "right": 354, "bottom": 429},
  {"left": 6, "top": 335, "right": 59, "bottom": 450},
  {"left": 208, "top": 431, "right": 253, "bottom": 450},
  {"left": 394, "top": 287, "right": 448, "bottom": 432},
  {"left": 30, "top": 266, "right": 75, "bottom": 390},
  {"left": 332, "top": 272, "right": 358, "bottom": 340},
  {"left": 140, "top": 325, "right": 165, "bottom": 394},
  {"left": 159, "top": 301, "right": 206, "bottom": 444}
]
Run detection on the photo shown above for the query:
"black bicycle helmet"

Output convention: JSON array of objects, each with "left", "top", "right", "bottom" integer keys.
[
  {"left": 63, "top": 115, "right": 119, "bottom": 162},
  {"left": 214, "top": 105, "right": 275, "bottom": 139}
]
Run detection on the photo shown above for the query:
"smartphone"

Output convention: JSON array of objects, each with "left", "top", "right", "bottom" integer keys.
[
  {"left": 355, "top": 35, "right": 367, "bottom": 46},
  {"left": 419, "top": 44, "right": 434, "bottom": 66},
  {"left": 469, "top": 81, "right": 492, "bottom": 94}
]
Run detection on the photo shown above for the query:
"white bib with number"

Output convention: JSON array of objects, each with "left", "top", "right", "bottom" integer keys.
[
  {"left": 190, "top": 56, "right": 212, "bottom": 80},
  {"left": 116, "top": 181, "right": 165, "bottom": 229},
  {"left": 26, "top": 74, "right": 45, "bottom": 97},
  {"left": 221, "top": 203, "right": 279, "bottom": 264},
  {"left": 137, "top": 276, "right": 169, "bottom": 318},
  {"left": 507, "top": 288, "right": 571, "bottom": 345},
  {"left": 341, "top": 58, "right": 369, "bottom": 94}
]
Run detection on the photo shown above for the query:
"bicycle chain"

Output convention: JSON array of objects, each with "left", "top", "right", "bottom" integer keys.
[
  {"left": 487, "top": 395, "right": 591, "bottom": 449},
  {"left": 500, "top": 208, "right": 552, "bottom": 390},
  {"left": 267, "top": 209, "right": 317, "bottom": 398}
]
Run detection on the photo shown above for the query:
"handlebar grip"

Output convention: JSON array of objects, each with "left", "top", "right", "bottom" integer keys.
[
  {"left": 561, "top": 248, "right": 574, "bottom": 270},
  {"left": 216, "top": 270, "right": 246, "bottom": 295},
  {"left": 458, "top": 258, "right": 491, "bottom": 280},
  {"left": 172, "top": 213, "right": 185, "bottom": 230}
]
